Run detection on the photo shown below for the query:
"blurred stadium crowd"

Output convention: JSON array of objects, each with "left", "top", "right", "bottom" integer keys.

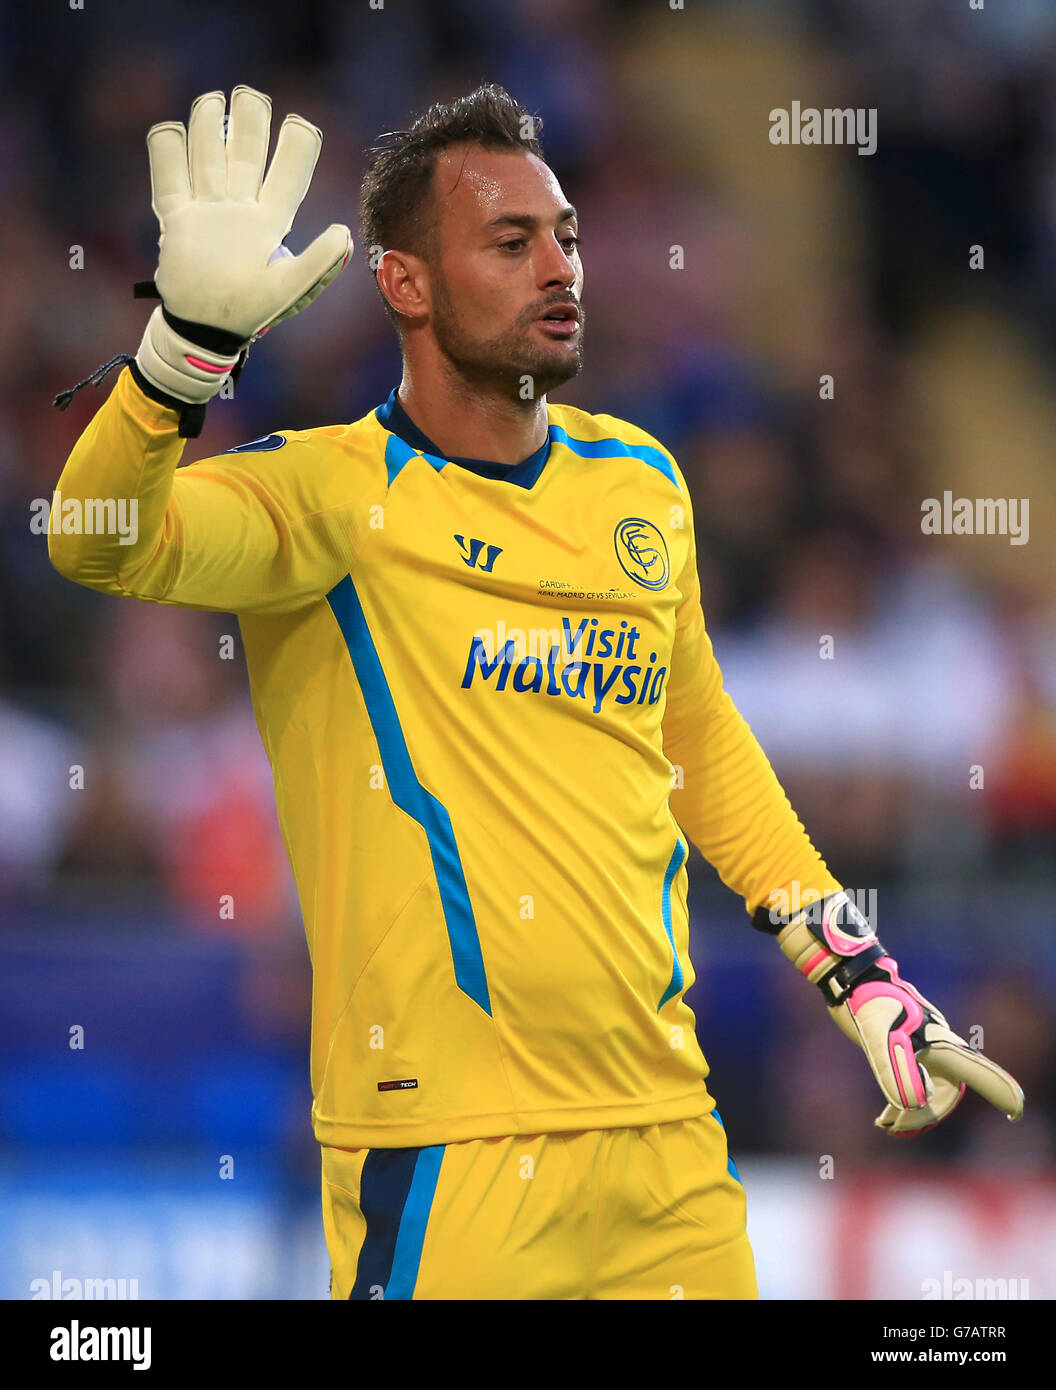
[{"left": 2, "top": 0, "right": 1055, "bottom": 1198}]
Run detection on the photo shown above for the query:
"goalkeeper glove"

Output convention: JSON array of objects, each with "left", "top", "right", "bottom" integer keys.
[
  {"left": 133, "top": 84, "right": 351, "bottom": 433},
  {"left": 753, "top": 891, "right": 1024, "bottom": 1136}
]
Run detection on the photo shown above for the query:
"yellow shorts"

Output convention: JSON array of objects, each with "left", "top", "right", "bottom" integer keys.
[{"left": 321, "top": 1107, "right": 757, "bottom": 1300}]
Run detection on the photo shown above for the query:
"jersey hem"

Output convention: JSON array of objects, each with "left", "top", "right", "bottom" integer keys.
[{"left": 312, "top": 1086, "right": 715, "bottom": 1149}]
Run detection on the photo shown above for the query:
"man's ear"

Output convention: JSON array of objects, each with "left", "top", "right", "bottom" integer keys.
[{"left": 377, "top": 249, "right": 430, "bottom": 323}]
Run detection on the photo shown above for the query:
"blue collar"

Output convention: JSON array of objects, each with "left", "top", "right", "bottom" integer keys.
[{"left": 375, "top": 388, "right": 551, "bottom": 490}]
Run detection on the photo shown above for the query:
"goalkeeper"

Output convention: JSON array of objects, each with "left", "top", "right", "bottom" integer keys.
[{"left": 49, "top": 85, "right": 1023, "bottom": 1300}]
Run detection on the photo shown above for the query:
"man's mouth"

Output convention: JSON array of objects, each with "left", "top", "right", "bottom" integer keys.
[{"left": 534, "top": 304, "right": 581, "bottom": 338}]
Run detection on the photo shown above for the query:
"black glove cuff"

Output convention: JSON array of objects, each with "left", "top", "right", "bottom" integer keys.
[
  {"left": 751, "top": 903, "right": 784, "bottom": 936},
  {"left": 750, "top": 891, "right": 846, "bottom": 936},
  {"left": 128, "top": 360, "right": 207, "bottom": 439}
]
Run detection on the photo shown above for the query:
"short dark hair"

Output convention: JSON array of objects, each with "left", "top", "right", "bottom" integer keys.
[{"left": 360, "top": 83, "right": 544, "bottom": 323}]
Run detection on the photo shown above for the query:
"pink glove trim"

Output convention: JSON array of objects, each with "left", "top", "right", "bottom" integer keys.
[
  {"left": 821, "top": 895, "right": 877, "bottom": 956},
  {"left": 848, "top": 974, "right": 928, "bottom": 1106},
  {"left": 184, "top": 355, "right": 230, "bottom": 374},
  {"left": 802, "top": 949, "right": 830, "bottom": 977}
]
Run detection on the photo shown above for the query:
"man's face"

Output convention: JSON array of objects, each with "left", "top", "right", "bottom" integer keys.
[{"left": 424, "top": 144, "right": 585, "bottom": 398}]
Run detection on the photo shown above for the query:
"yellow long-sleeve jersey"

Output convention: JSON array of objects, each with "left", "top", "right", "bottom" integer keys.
[{"left": 49, "top": 368, "right": 841, "bottom": 1148}]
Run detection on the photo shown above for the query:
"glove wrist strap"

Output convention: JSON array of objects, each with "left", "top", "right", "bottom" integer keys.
[
  {"left": 752, "top": 890, "right": 887, "bottom": 1003},
  {"left": 814, "top": 946, "right": 887, "bottom": 1005}
]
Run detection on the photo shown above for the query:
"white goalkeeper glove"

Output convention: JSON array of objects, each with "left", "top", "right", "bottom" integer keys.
[
  {"left": 754, "top": 891, "right": 1025, "bottom": 1136},
  {"left": 133, "top": 84, "right": 352, "bottom": 429}
]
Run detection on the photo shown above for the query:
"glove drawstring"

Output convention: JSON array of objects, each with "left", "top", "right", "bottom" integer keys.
[
  {"left": 53, "top": 282, "right": 249, "bottom": 439},
  {"left": 52, "top": 353, "right": 135, "bottom": 412},
  {"left": 52, "top": 346, "right": 248, "bottom": 440}
]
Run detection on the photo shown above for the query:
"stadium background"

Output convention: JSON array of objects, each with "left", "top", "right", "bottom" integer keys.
[{"left": 2, "top": 0, "right": 1054, "bottom": 1298}]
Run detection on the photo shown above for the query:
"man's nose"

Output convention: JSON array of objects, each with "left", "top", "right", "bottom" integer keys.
[{"left": 538, "top": 237, "right": 577, "bottom": 289}]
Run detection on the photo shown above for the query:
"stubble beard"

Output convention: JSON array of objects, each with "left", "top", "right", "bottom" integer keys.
[{"left": 430, "top": 271, "right": 584, "bottom": 404}]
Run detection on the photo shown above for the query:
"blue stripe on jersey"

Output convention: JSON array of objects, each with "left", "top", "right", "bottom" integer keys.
[
  {"left": 657, "top": 836, "right": 687, "bottom": 1010},
  {"left": 378, "top": 390, "right": 550, "bottom": 490},
  {"left": 384, "top": 433, "right": 447, "bottom": 486},
  {"left": 348, "top": 1148, "right": 420, "bottom": 1299},
  {"left": 711, "top": 1108, "right": 742, "bottom": 1184},
  {"left": 385, "top": 1145, "right": 445, "bottom": 1299},
  {"left": 326, "top": 573, "right": 492, "bottom": 1016},
  {"left": 548, "top": 424, "right": 680, "bottom": 492}
]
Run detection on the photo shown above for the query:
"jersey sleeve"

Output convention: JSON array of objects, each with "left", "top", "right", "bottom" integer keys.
[
  {"left": 662, "top": 461, "right": 842, "bottom": 916},
  {"left": 48, "top": 367, "right": 357, "bottom": 615}
]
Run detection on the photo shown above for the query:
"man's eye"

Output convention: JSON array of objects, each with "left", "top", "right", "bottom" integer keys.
[
  {"left": 500, "top": 239, "right": 526, "bottom": 252},
  {"left": 561, "top": 236, "right": 581, "bottom": 252}
]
